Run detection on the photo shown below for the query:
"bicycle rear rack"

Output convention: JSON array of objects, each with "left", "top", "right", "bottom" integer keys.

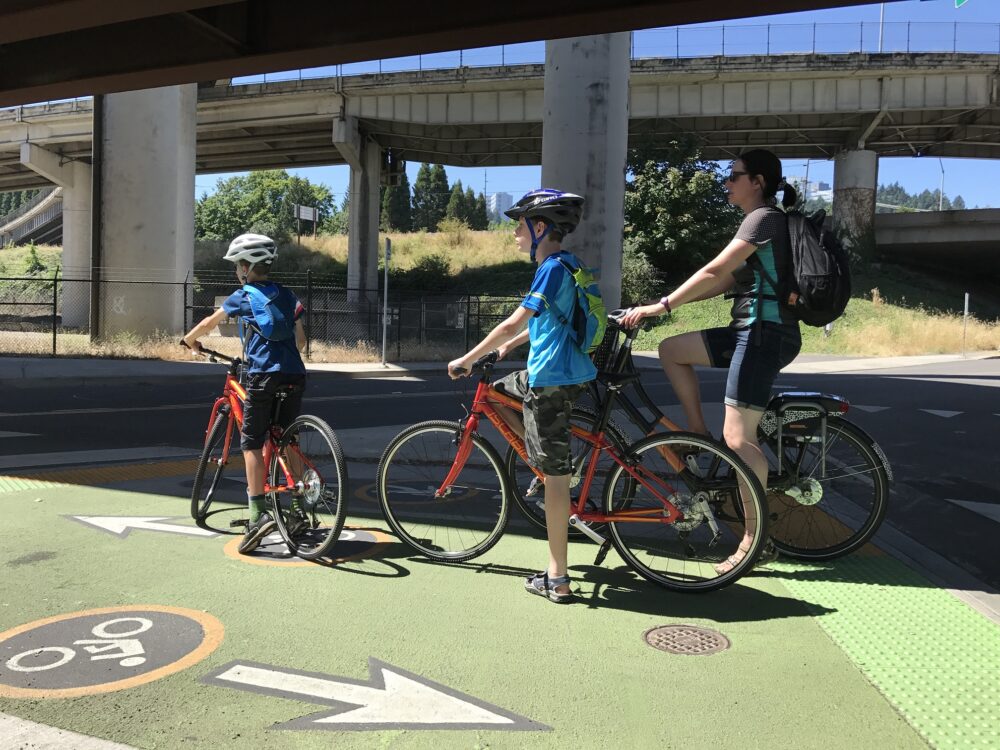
[{"left": 775, "top": 400, "right": 828, "bottom": 476}]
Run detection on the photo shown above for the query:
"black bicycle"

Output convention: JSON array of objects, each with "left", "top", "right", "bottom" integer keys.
[{"left": 509, "top": 315, "right": 891, "bottom": 561}]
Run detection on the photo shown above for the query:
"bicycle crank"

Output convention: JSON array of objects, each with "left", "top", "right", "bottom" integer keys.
[{"left": 569, "top": 514, "right": 606, "bottom": 545}]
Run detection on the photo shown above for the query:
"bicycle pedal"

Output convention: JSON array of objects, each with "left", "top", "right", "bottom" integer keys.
[
  {"left": 594, "top": 540, "right": 612, "bottom": 566},
  {"left": 229, "top": 518, "right": 250, "bottom": 529}
]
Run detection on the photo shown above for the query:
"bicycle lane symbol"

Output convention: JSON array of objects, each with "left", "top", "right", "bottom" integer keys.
[{"left": 0, "top": 606, "right": 223, "bottom": 699}]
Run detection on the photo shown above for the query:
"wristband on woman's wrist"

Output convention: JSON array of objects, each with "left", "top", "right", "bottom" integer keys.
[{"left": 658, "top": 296, "right": 672, "bottom": 314}]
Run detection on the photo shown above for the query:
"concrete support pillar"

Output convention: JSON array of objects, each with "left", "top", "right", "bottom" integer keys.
[
  {"left": 344, "top": 132, "right": 381, "bottom": 303},
  {"left": 833, "top": 149, "right": 878, "bottom": 264},
  {"left": 98, "top": 84, "right": 196, "bottom": 337},
  {"left": 541, "top": 33, "right": 630, "bottom": 309},
  {"left": 19, "top": 144, "right": 91, "bottom": 327}
]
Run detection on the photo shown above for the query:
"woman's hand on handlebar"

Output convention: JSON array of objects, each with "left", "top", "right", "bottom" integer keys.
[{"left": 621, "top": 303, "right": 663, "bottom": 329}]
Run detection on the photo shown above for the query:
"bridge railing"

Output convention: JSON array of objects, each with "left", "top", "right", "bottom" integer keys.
[
  {"left": 228, "top": 21, "right": 1000, "bottom": 85},
  {"left": 0, "top": 189, "right": 63, "bottom": 247}
]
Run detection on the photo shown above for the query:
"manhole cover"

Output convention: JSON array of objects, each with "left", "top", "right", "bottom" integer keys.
[{"left": 643, "top": 625, "right": 730, "bottom": 655}]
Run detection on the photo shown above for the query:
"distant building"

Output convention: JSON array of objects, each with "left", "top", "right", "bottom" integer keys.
[{"left": 487, "top": 192, "right": 513, "bottom": 222}]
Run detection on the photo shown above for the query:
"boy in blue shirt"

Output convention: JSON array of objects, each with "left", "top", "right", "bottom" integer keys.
[
  {"left": 448, "top": 190, "right": 596, "bottom": 603},
  {"left": 182, "top": 233, "right": 307, "bottom": 554}
]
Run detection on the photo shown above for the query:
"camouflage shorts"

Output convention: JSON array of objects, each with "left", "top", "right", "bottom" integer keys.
[{"left": 494, "top": 370, "right": 586, "bottom": 476}]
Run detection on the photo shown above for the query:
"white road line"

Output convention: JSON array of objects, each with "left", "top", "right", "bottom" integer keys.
[
  {"left": 944, "top": 499, "right": 1000, "bottom": 525},
  {"left": 0, "top": 712, "right": 136, "bottom": 749},
  {"left": 851, "top": 405, "right": 890, "bottom": 413},
  {"left": 920, "top": 409, "right": 963, "bottom": 418},
  {"left": 0, "top": 430, "right": 38, "bottom": 438}
]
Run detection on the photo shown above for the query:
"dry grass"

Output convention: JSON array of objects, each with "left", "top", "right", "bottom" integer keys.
[
  {"left": 835, "top": 309, "right": 1000, "bottom": 356},
  {"left": 298, "top": 227, "right": 521, "bottom": 271}
]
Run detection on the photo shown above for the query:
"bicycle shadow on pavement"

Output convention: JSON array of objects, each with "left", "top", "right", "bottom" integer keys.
[{"left": 571, "top": 562, "right": 836, "bottom": 622}]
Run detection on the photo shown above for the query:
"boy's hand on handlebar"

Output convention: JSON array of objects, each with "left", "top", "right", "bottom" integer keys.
[
  {"left": 180, "top": 337, "right": 203, "bottom": 354},
  {"left": 447, "top": 356, "right": 471, "bottom": 379}
]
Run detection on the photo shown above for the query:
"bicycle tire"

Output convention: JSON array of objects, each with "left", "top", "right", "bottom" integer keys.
[
  {"left": 504, "top": 407, "right": 631, "bottom": 536},
  {"left": 191, "top": 406, "right": 232, "bottom": 522},
  {"left": 269, "top": 414, "right": 348, "bottom": 560},
  {"left": 760, "top": 417, "right": 890, "bottom": 560},
  {"left": 603, "top": 431, "right": 768, "bottom": 593},
  {"left": 378, "top": 420, "right": 510, "bottom": 562}
]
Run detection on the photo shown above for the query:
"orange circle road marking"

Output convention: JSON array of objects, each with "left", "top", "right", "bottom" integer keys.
[{"left": 0, "top": 605, "right": 224, "bottom": 699}]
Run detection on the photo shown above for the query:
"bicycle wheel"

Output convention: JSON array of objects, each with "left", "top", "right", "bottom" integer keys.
[
  {"left": 191, "top": 406, "right": 234, "bottom": 522},
  {"left": 603, "top": 432, "right": 768, "bottom": 593},
  {"left": 269, "top": 415, "right": 348, "bottom": 560},
  {"left": 378, "top": 420, "right": 510, "bottom": 561},
  {"left": 504, "top": 407, "right": 630, "bottom": 536},
  {"left": 760, "top": 418, "right": 890, "bottom": 560}
]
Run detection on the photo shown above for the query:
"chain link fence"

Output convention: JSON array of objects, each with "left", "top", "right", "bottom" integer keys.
[{"left": 0, "top": 269, "right": 523, "bottom": 360}]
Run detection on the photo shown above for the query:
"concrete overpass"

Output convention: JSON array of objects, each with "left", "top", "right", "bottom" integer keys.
[
  {"left": 875, "top": 209, "right": 1000, "bottom": 282},
  {"left": 2, "top": 52, "right": 998, "bottom": 192},
  {"left": 0, "top": 1, "right": 894, "bottom": 107}
]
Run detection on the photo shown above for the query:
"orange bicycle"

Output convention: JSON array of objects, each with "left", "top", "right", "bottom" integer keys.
[
  {"left": 376, "top": 350, "right": 769, "bottom": 593},
  {"left": 187, "top": 343, "right": 347, "bottom": 560}
]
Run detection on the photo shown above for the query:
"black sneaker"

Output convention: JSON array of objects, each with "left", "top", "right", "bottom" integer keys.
[
  {"left": 285, "top": 511, "right": 310, "bottom": 539},
  {"left": 238, "top": 512, "right": 276, "bottom": 554}
]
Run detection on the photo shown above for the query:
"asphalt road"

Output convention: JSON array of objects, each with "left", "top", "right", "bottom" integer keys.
[{"left": 1, "top": 356, "right": 997, "bottom": 590}]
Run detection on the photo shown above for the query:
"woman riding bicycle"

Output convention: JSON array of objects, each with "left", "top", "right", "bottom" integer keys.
[{"left": 622, "top": 148, "right": 800, "bottom": 574}]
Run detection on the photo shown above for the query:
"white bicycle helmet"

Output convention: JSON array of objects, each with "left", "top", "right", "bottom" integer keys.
[{"left": 224, "top": 233, "right": 277, "bottom": 266}]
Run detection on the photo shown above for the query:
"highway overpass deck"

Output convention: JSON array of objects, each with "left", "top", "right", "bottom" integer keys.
[{"left": 2, "top": 52, "right": 999, "bottom": 190}]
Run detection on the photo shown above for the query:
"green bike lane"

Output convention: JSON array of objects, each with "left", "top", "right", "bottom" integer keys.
[{"left": 0, "top": 470, "right": 997, "bottom": 749}]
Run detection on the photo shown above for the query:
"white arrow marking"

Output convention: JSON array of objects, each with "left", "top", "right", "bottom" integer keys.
[
  {"left": 851, "top": 405, "right": 890, "bottom": 413},
  {"left": 204, "top": 659, "right": 549, "bottom": 731},
  {"left": 944, "top": 499, "right": 1000, "bottom": 525},
  {"left": 920, "top": 409, "right": 962, "bottom": 418},
  {"left": 68, "top": 516, "right": 217, "bottom": 539}
]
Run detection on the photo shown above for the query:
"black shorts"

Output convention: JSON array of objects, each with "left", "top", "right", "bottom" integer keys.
[
  {"left": 241, "top": 372, "right": 306, "bottom": 450},
  {"left": 701, "top": 323, "right": 801, "bottom": 411}
]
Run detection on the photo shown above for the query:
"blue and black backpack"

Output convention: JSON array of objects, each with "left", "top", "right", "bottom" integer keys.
[{"left": 241, "top": 283, "right": 296, "bottom": 341}]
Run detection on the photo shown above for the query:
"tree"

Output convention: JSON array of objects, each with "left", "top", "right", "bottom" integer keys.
[
  {"left": 446, "top": 181, "right": 469, "bottom": 223},
  {"left": 411, "top": 163, "right": 450, "bottom": 232},
  {"left": 951, "top": 195, "right": 966, "bottom": 210},
  {"left": 381, "top": 171, "right": 412, "bottom": 231},
  {"left": 624, "top": 138, "right": 741, "bottom": 283},
  {"left": 471, "top": 192, "right": 489, "bottom": 230},
  {"left": 195, "top": 170, "right": 336, "bottom": 242}
]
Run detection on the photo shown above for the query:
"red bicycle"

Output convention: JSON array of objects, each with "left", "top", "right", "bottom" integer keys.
[
  {"left": 187, "top": 344, "right": 347, "bottom": 560},
  {"left": 376, "top": 351, "right": 768, "bottom": 592}
]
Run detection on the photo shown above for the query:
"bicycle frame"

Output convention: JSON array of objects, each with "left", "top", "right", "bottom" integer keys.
[
  {"left": 199, "top": 353, "right": 314, "bottom": 498},
  {"left": 438, "top": 376, "right": 683, "bottom": 526}
]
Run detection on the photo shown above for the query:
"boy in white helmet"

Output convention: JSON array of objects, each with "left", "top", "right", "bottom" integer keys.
[{"left": 182, "top": 233, "right": 308, "bottom": 553}]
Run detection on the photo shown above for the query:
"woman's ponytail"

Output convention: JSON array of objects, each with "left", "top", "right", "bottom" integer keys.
[{"left": 778, "top": 178, "right": 798, "bottom": 210}]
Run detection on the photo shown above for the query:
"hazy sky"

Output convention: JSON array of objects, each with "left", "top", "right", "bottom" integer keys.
[{"left": 196, "top": 0, "right": 1000, "bottom": 209}]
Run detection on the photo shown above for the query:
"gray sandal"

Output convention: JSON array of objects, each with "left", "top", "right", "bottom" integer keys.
[{"left": 525, "top": 572, "right": 573, "bottom": 604}]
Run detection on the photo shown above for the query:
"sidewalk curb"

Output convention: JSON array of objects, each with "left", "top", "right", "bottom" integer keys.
[{"left": 0, "top": 351, "right": 995, "bottom": 388}]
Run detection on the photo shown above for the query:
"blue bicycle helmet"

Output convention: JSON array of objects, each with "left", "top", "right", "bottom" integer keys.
[{"left": 505, "top": 189, "right": 585, "bottom": 261}]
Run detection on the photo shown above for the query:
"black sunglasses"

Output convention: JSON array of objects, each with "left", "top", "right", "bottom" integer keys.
[{"left": 725, "top": 170, "right": 749, "bottom": 182}]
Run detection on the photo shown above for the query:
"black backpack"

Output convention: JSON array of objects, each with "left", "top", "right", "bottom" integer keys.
[{"left": 755, "top": 209, "right": 851, "bottom": 328}]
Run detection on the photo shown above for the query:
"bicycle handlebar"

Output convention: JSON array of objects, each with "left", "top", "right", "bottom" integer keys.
[
  {"left": 179, "top": 339, "right": 239, "bottom": 367},
  {"left": 450, "top": 349, "right": 499, "bottom": 378}
]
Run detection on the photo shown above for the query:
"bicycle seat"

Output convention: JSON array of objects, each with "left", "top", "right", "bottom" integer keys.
[
  {"left": 767, "top": 391, "right": 849, "bottom": 414},
  {"left": 597, "top": 370, "right": 641, "bottom": 388}
]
